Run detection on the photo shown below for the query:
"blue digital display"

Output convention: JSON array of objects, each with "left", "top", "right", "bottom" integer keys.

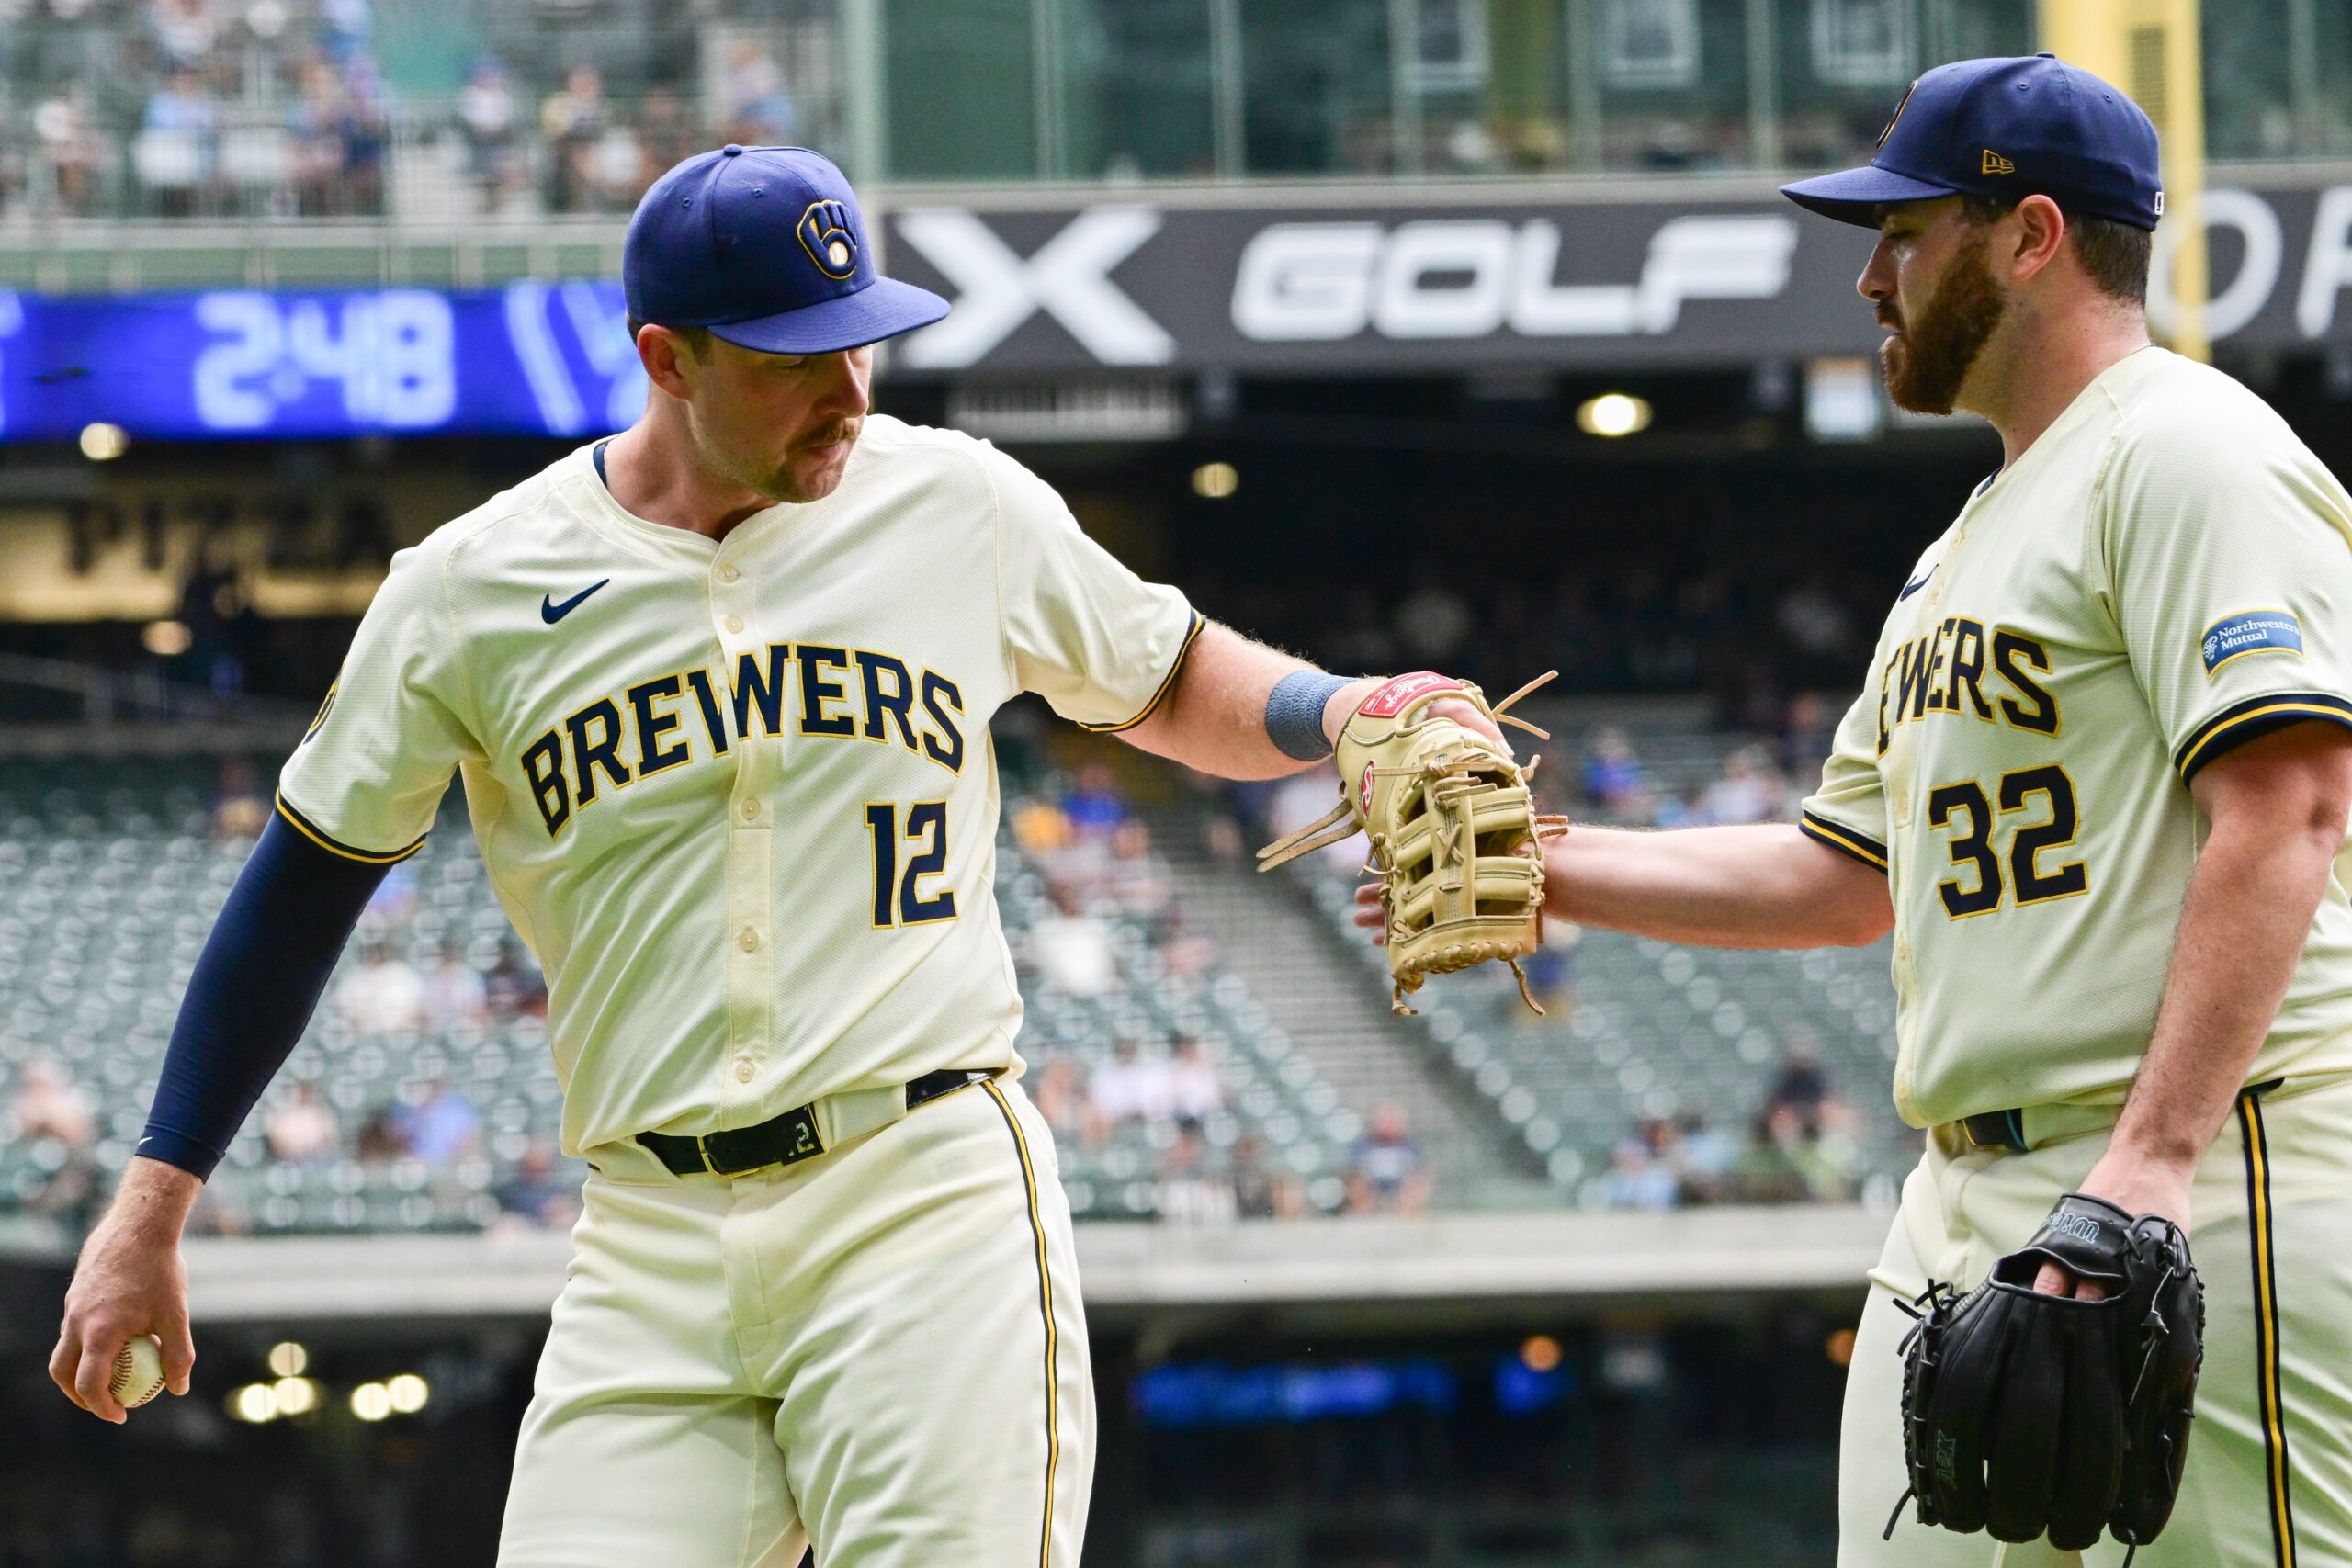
[
  {"left": 1131, "top": 1359, "right": 1458, "bottom": 1428},
  {"left": 0, "top": 283, "right": 649, "bottom": 442}
]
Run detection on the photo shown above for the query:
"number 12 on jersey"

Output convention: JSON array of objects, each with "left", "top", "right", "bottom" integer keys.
[{"left": 865, "top": 801, "right": 958, "bottom": 928}]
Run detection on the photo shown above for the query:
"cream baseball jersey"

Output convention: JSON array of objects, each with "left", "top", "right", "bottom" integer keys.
[
  {"left": 1802, "top": 348, "right": 2352, "bottom": 1130},
  {"left": 277, "top": 415, "right": 1200, "bottom": 1155}
]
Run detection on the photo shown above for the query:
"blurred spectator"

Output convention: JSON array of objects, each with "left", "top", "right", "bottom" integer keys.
[
  {"left": 1230, "top": 1132, "right": 1303, "bottom": 1220},
  {"left": 210, "top": 758, "right": 268, "bottom": 840},
  {"left": 11, "top": 1054, "right": 96, "bottom": 1148},
  {"left": 1579, "top": 729, "right": 1649, "bottom": 813},
  {"left": 334, "top": 56, "right": 391, "bottom": 216},
  {"left": 1673, "top": 1111, "right": 1736, "bottom": 1204},
  {"left": 396, "top": 1077, "right": 480, "bottom": 1164},
  {"left": 1346, "top": 1104, "right": 1431, "bottom": 1215},
  {"left": 483, "top": 942, "right": 547, "bottom": 1019},
  {"left": 141, "top": 65, "right": 219, "bottom": 215},
  {"left": 1698, "top": 746, "right": 1782, "bottom": 826},
  {"left": 1011, "top": 795, "right": 1076, "bottom": 857},
  {"left": 541, "top": 64, "right": 609, "bottom": 212},
  {"left": 633, "top": 86, "right": 698, "bottom": 185},
  {"left": 1765, "top": 1034, "right": 1838, "bottom": 1124},
  {"left": 150, "top": 0, "right": 220, "bottom": 69},
  {"left": 1601, "top": 1120, "right": 1680, "bottom": 1212},
  {"left": 32, "top": 87, "right": 105, "bottom": 216},
  {"left": 1104, "top": 821, "right": 1170, "bottom": 917},
  {"left": 355, "top": 1103, "right": 407, "bottom": 1162},
  {"left": 424, "top": 939, "right": 487, "bottom": 1029},
  {"left": 288, "top": 56, "right": 347, "bottom": 215},
  {"left": 1166, "top": 1036, "right": 1222, "bottom": 1123},
  {"left": 265, "top": 1079, "right": 339, "bottom": 1165},
  {"left": 1031, "top": 891, "right": 1115, "bottom": 998},
  {"left": 13, "top": 1055, "right": 100, "bottom": 1228},
  {"left": 1155, "top": 905, "right": 1218, "bottom": 982},
  {"left": 1061, "top": 764, "right": 1128, "bottom": 840},
  {"left": 458, "top": 57, "right": 521, "bottom": 209},
  {"left": 493, "top": 1141, "right": 580, "bottom": 1230},
  {"left": 721, "top": 38, "right": 797, "bottom": 144},
  {"left": 338, "top": 939, "right": 424, "bottom": 1038},
  {"left": 1152, "top": 1123, "right": 1237, "bottom": 1225},
  {"left": 1087, "top": 1039, "right": 1172, "bottom": 1139}
]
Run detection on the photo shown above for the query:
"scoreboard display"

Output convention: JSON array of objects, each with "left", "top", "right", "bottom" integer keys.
[{"left": 0, "top": 280, "right": 647, "bottom": 442}]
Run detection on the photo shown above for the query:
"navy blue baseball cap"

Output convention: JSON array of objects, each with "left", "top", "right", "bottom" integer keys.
[
  {"left": 1781, "top": 54, "right": 2163, "bottom": 231},
  {"left": 623, "top": 144, "right": 949, "bottom": 354}
]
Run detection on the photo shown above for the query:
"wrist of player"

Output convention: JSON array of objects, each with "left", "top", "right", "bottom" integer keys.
[{"left": 1321, "top": 678, "right": 1385, "bottom": 748}]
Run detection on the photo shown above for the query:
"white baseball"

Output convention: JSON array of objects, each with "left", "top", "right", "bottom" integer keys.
[{"left": 109, "top": 1335, "right": 167, "bottom": 1410}]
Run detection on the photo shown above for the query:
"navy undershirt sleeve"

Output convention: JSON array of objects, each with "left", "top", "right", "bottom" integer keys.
[{"left": 137, "top": 814, "right": 391, "bottom": 1179}]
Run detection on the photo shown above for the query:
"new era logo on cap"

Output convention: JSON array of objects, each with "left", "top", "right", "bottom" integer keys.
[{"left": 1781, "top": 54, "right": 2164, "bottom": 232}]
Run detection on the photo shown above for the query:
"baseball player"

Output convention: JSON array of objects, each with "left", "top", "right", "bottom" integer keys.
[
  {"left": 1379, "top": 56, "right": 2352, "bottom": 1564},
  {"left": 49, "top": 144, "right": 1496, "bottom": 1567}
]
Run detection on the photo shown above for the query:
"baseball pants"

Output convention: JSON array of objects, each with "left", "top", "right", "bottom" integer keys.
[
  {"left": 1838, "top": 1072, "right": 2352, "bottom": 1567},
  {"left": 496, "top": 1076, "right": 1093, "bottom": 1568}
]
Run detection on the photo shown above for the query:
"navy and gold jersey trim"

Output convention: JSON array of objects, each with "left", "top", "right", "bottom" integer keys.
[
  {"left": 982, "top": 1078, "right": 1064, "bottom": 1568},
  {"left": 273, "top": 793, "right": 429, "bottom": 866},
  {"left": 2237, "top": 1089, "right": 2300, "bottom": 1568},
  {"left": 1084, "top": 609, "right": 1205, "bottom": 735},
  {"left": 2175, "top": 692, "right": 2352, "bottom": 782},
  {"left": 1800, "top": 810, "right": 1889, "bottom": 873}
]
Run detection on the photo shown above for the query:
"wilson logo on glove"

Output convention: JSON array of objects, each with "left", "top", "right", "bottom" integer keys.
[{"left": 1259, "top": 671, "right": 1566, "bottom": 1016}]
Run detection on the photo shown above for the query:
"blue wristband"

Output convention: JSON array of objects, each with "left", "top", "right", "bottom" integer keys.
[{"left": 1266, "top": 671, "right": 1354, "bottom": 761}]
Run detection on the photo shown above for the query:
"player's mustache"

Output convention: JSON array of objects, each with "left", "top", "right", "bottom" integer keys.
[{"left": 799, "top": 417, "right": 861, "bottom": 449}]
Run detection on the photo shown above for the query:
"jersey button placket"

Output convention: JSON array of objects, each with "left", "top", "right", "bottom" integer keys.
[{"left": 715, "top": 559, "right": 773, "bottom": 1113}]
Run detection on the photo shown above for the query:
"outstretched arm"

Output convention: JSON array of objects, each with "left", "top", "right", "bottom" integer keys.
[
  {"left": 1118, "top": 620, "right": 1505, "bottom": 780},
  {"left": 51, "top": 816, "right": 386, "bottom": 1421},
  {"left": 1351, "top": 820, "right": 1892, "bottom": 950}
]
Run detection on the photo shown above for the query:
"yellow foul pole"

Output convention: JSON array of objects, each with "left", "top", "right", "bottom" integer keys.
[{"left": 2038, "top": 0, "right": 2208, "bottom": 360}]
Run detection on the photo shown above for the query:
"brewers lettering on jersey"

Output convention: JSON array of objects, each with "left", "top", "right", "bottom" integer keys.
[
  {"left": 47, "top": 145, "right": 1502, "bottom": 1568},
  {"left": 1487, "top": 57, "right": 2352, "bottom": 1567}
]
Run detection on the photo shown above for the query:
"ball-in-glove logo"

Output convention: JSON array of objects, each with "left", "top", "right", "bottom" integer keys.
[{"left": 797, "top": 200, "right": 859, "bottom": 280}]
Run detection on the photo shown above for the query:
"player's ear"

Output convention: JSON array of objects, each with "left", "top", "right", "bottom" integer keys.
[
  {"left": 637, "top": 324, "right": 697, "bottom": 400},
  {"left": 2007, "top": 195, "right": 2069, "bottom": 285}
]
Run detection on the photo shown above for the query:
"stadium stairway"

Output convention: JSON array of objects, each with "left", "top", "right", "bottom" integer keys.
[{"left": 1144, "top": 802, "right": 1554, "bottom": 1210}]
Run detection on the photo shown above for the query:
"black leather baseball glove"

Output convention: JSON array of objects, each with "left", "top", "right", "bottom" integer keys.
[{"left": 1889, "top": 1192, "right": 2204, "bottom": 1562}]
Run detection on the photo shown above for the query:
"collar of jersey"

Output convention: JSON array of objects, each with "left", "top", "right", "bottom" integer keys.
[
  {"left": 562, "top": 441, "right": 849, "bottom": 574},
  {"left": 1968, "top": 344, "right": 2164, "bottom": 508}
]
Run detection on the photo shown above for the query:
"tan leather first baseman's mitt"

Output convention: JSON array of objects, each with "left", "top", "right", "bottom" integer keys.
[{"left": 1259, "top": 671, "right": 1566, "bottom": 1016}]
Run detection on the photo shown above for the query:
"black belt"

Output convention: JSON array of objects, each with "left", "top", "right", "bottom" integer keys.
[
  {"left": 1962, "top": 1077, "right": 2287, "bottom": 1156},
  {"left": 637, "top": 1068, "right": 992, "bottom": 1177}
]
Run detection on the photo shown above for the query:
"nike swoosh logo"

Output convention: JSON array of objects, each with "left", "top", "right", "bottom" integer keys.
[
  {"left": 541, "top": 579, "right": 610, "bottom": 625},
  {"left": 1897, "top": 566, "right": 1936, "bottom": 601}
]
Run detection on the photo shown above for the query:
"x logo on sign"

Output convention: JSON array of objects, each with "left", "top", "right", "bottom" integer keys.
[{"left": 891, "top": 207, "right": 1174, "bottom": 368}]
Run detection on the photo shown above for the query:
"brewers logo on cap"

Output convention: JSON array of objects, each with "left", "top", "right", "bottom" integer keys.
[{"left": 797, "top": 200, "right": 858, "bottom": 280}]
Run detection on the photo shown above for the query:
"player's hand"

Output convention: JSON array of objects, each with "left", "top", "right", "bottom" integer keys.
[
  {"left": 2030, "top": 1151, "right": 2193, "bottom": 1303},
  {"left": 1353, "top": 879, "right": 1386, "bottom": 944},
  {"left": 51, "top": 1159, "right": 200, "bottom": 1423},
  {"left": 1320, "top": 678, "right": 1515, "bottom": 759}
]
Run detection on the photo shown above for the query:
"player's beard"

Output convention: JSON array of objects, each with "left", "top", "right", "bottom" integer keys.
[{"left": 1881, "top": 233, "right": 2007, "bottom": 415}]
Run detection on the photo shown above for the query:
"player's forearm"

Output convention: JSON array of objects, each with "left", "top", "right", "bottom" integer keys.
[
  {"left": 1119, "top": 621, "right": 1369, "bottom": 780},
  {"left": 1544, "top": 822, "right": 1894, "bottom": 949},
  {"left": 2109, "top": 808, "right": 2344, "bottom": 1176}
]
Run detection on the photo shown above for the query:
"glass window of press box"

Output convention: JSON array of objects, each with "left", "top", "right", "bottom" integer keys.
[{"left": 5, "top": 0, "right": 2349, "bottom": 224}]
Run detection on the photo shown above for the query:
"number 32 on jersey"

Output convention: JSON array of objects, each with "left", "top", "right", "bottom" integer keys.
[{"left": 1927, "top": 763, "right": 2088, "bottom": 919}]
